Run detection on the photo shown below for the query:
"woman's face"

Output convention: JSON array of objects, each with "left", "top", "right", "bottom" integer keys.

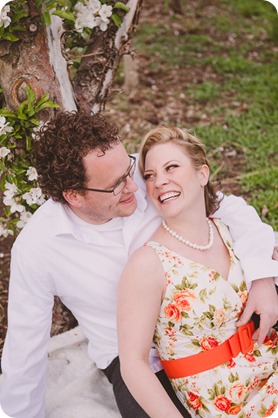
[{"left": 143, "top": 142, "right": 209, "bottom": 219}]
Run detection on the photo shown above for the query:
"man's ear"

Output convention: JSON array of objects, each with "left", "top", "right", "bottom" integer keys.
[
  {"left": 63, "top": 189, "right": 83, "bottom": 207},
  {"left": 199, "top": 164, "right": 210, "bottom": 187}
]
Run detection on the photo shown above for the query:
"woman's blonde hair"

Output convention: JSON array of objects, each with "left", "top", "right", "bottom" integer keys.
[{"left": 139, "top": 126, "right": 221, "bottom": 216}]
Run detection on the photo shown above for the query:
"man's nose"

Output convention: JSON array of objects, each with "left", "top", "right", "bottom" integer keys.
[{"left": 124, "top": 175, "right": 138, "bottom": 192}]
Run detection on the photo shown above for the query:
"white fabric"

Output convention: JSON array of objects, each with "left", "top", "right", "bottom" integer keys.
[
  {"left": 1, "top": 162, "right": 278, "bottom": 418},
  {"left": 215, "top": 194, "right": 278, "bottom": 285},
  {"left": 0, "top": 327, "right": 121, "bottom": 418},
  {"left": 45, "top": 327, "right": 121, "bottom": 418}
]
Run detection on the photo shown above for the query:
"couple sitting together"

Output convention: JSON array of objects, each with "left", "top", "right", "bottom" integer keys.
[{"left": 1, "top": 111, "right": 278, "bottom": 417}]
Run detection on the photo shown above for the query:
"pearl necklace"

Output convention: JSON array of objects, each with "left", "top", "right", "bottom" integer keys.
[{"left": 162, "top": 218, "right": 214, "bottom": 251}]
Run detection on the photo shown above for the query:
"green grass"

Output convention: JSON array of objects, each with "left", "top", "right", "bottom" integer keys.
[
  {"left": 187, "top": 82, "right": 222, "bottom": 103},
  {"left": 128, "top": 0, "right": 278, "bottom": 229}
]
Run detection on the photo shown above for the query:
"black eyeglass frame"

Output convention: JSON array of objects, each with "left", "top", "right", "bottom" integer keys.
[{"left": 76, "top": 155, "right": 136, "bottom": 196}]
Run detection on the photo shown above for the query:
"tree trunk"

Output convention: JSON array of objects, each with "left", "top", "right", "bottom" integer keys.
[
  {"left": 73, "top": 0, "right": 143, "bottom": 113},
  {"left": 0, "top": 0, "right": 68, "bottom": 121},
  {"left": 0, "top": 0, "right": 143, "bottom": 116}
]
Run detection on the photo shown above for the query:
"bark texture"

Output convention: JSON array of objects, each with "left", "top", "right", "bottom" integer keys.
[
  {"left": 0, "top": 0, "right": 143, "bottom": 116},
  {"left": 0, "top": 1, "right": 65, "bottom": 120},
  {"left": 73, "top": 0, "right": 143, "bottom": 113}
]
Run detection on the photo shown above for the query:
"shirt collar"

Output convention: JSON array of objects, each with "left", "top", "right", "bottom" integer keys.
[
  {"left": 51, "top": 160, "right": 148, "bottom": 240},
  {"left": 53, "top": 200, "right": 83, "bottom": 239}
]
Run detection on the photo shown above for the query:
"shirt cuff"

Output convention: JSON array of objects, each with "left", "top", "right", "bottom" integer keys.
[{"left": 240, "top": 257, "right": 278, "bottom": 286}]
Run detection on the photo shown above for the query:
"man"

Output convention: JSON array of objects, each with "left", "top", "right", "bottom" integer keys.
[{"left": 1, "top": 111, "right": 278, "bottom": 418}]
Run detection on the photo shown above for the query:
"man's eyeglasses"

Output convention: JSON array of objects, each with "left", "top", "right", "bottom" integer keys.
[{"left": 77, "top": 155, "right": 136, "bottom": 196}]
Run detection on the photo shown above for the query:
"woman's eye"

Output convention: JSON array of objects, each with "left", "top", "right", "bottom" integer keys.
[
  {"left": 166, "top": 164, "right": 179, "bottom": 171},
  {"left": 143, "top": 173, "right": 154, "bottom": 181}
]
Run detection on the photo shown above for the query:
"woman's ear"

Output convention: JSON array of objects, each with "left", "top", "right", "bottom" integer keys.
[
  {"left": 63, "top": 189, "right": 83, "bottom": 207},
  {"left": 199, "top": 164, "right": 210, "bottom": 187}
]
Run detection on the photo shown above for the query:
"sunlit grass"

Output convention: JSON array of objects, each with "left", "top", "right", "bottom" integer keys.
[{"left": 123, "top": 0, "right": 278, "bottom": 228}]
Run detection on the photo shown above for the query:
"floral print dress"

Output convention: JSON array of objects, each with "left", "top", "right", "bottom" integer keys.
[{"left": 146, "top": 219, "right": 278, "bottom": 418}]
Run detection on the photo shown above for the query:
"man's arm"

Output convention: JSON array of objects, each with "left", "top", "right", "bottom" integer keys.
[
  {"left": 0, "top": 246, "right": 54, "bottom": 418},
  {"left": 214, "top": 193, "right": 278, "bottom": 344},
  {"left": 215, "top": 193, "right": 278, "bottom": 283},
  {"left": 236, "top": 277, "right": 278, "bottom": 344}
]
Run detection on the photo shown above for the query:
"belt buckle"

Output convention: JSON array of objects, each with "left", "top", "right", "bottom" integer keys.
[{"left": 237, "top": 321, "right": 254, "bottom": 354}]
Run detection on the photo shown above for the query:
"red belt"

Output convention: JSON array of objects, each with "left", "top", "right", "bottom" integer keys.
[{"left": 161, "top": 321, "right": 255, "bottom": 379}]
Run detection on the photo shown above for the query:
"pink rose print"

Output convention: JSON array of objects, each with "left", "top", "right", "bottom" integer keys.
[
  {"left": 229, "top": 382, "right": 247, "bottom": 403},
  {"left": 227, "top": 359, "right": 236, "bottom": 368},
  {"left": 227, "top": 405, "right": 242, "bottom": 415},
  {"left": 213, "top": 395, "right": 231, "bottom": 412},
  {"left": 164, "top": 303, "right": 181, "bottom": 321},
  {"left": 214, "top": 308, "right": 228, "bottom": 326},
  {"left": 263, "top": 403, "right": 277, "bottom": 417},
  {"left": 173, "top": 289, "right": 196, "bottom": 311},
  {"left": 244, "top": 352, "right": 256, "bottom": 363},
  {"left": 165, "top": 327, "right": 176, "bottom": 339},
  {"left": 188, "top": 392, "right": 202, "bottom": 410},
  {"left": 199, "top": 336, "right": 219, "bottom": 351}
]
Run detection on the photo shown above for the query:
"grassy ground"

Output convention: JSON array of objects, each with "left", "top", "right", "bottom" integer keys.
[{"left": 108, "top": 0, "right": 278, "bottom": 229}]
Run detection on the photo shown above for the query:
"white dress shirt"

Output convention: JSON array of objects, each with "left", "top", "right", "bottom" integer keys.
[{"left": 1, "top": 167, "right": 277, "bottom": 418}]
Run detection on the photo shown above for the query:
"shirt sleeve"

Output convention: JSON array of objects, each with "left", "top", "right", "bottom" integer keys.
[
  {"left": 213, "top": 193, "right": 278, "bottom": 285},
  {"left": 0, "top": 245, "right": 54, "bottom": 418}
]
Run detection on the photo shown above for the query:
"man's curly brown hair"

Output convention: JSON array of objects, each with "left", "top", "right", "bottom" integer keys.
[{"left": 33, "top": 111, "right": 120, "bottom": 203}]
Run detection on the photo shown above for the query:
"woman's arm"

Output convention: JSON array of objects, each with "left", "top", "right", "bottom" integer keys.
[{"left": 117, "top": 246, "right": 183, "bottom": 418}]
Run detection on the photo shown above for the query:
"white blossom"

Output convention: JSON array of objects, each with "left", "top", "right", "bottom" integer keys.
[
  {"left": 3, "top": 182, "right": 25, "bottom": 213},
  {"left": 87, "top": 0, "right": 101, "bottom": 14},
  {"left": 26, "top": 166, "right": 38, "bottom": 181},
  {"left": 0, "top": 224, "right": 14, "bottom": 238},
  {"left": 0, "top": 115, "right": 13, "bottom": 136},
  {"left": 22, "top": 187, "right": 45, "bottom": 206},
  {"left": 74, "top": 2, "right": 87, "bottom": 13},
  {"left": 11, "top": 202, "right": 25, "bottom": 213},
  {"left": 31, "top": 121, "right": 44, "bottom": 139},
  {"left": 74, "top": 0, "right": 101, "bottom": 17},
  {"left": 4, "top": 182, "right": 18, "bottom": 198},
  {"left": 4, "top": 196, "right": 25, "bottom": 214},
  {"left": 17, "top": 211, "right": 32, "bottom": 229},
  {"left": 0, "top": 146, "right": 10, "bottom": 158},
  {"left": 3, "top": 195, "right": 15, "bottom": 207},
  {"left": 99, "top": 4, "right": 112, "bottom": 20},
  {"left": 75, "top": 14, "right": 98, "bottom": 32},
  {"left": 74, "top": 0, "right": 111, "bottom": 32},
  {"left": 0, "top": 5, "right": 11, "bottom": 29},
  {"left": 95, "top": 16, "right": 109, "bottom": 31}
]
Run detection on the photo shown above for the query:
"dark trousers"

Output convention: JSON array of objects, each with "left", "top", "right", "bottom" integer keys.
[{"left": 102, "top": 356, "right": 191, "bottom": 418}]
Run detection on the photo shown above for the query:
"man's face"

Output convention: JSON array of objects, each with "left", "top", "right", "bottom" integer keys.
[{"left": 66, "top": 142, "right": 138, "bottom": 224}]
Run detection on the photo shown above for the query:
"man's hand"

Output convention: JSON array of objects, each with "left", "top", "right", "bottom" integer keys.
[{"left": 236, "top": 277, "right": 278, "bottom": 345}]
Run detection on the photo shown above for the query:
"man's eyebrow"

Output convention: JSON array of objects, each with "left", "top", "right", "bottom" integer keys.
[{"left": 108, "top": 158, "right": 131, "bottom": 188}]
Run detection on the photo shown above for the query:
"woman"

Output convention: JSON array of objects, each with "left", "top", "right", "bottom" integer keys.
[{"left": 117, "top": 126, "right": 278, "bottom": 417}]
